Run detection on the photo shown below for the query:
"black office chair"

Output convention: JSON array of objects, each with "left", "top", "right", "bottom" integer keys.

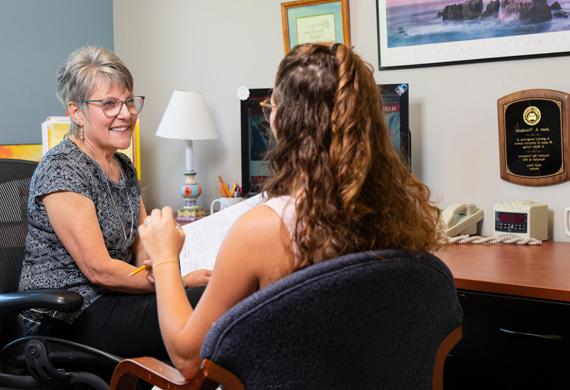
[
  {"left": 111, "top": 249, "right": 463, "bottom": 390},
  {"left": 0, "top": 158, "right": 119, "bottom": 389}
]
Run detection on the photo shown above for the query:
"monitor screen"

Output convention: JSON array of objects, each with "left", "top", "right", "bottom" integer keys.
[{"left": 241, "top": 84, "right": 410, "bottom": 196}]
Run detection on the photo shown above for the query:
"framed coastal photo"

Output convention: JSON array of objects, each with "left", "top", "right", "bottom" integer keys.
[
  {"left": 377, "top": 0, "right": 570, "bottom": 69},
  {"left": 281, "top": 0, "right": 351, "bottom": 53}
]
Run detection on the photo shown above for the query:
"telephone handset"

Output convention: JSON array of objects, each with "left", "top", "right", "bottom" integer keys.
[{"left": 441, "top": 203, "right": 484, "bottom": 237}]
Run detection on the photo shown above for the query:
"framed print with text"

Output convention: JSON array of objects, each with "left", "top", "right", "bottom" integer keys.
[
  {"left": 281, "top": 0, "right": 351, "bottom": 53},
  {"left": 377, "top": 0, "right": 570, "bottom": 69}
]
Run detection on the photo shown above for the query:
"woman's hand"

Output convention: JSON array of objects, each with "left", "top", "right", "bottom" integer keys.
[
  {"left": 183, "top": 269, "right": 212, "bottom": 287},
  {"left": 138, "top": 207, "right": 184, "bottom": 266},
  {"left": 144, "top": 260, "right": 211, "bottom": 287}
]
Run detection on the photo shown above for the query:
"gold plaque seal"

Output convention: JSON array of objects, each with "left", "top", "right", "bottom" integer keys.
[{"left": 523, "top": 106, "right": 541, "bottom": 126}]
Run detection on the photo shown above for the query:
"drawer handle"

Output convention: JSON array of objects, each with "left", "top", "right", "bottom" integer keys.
[{"left": 499, "top": 327, "right": 563, "bottom": 341}]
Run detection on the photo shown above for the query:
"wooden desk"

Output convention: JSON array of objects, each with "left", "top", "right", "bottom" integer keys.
[
  {"left": 436, "top": 242, "right": 570, "bottom": 390},
  {"left": 436, "top": 242, "right": 570, "bottom": 302}
]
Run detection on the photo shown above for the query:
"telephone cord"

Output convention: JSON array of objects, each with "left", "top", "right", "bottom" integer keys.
[{"left": 445, "top": 234, "right": 543, "bottom": 246}]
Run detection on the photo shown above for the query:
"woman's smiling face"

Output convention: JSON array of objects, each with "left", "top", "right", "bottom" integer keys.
[{"left": 80, "top": 79, "right": 137, "bottom": 153}]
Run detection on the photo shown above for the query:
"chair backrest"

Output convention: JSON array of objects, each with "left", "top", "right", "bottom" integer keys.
[
  {"left": 0, "top": 159, "right": 36, "bottom": 294},
  {"left": 0, "top": 159, "right": 37, "bottom": 346},
  {"left": 201, "top": 249, "right": 462, "bottom": 390}
]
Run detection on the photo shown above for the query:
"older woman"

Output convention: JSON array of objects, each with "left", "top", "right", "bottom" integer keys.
[{"left": 18, "top": 46, "right": 210, "bottom": 359}]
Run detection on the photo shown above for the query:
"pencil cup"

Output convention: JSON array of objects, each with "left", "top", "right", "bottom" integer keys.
[
  {"left": 564, "top": 207, "right": 570, "bottom": 236},
  {"left": 210, "top": 197, "right": 245, "bottom": 214}
]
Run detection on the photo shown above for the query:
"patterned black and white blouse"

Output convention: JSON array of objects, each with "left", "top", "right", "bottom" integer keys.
[{"left": 18, "top": 138, "right": 140, "bottom": 334}]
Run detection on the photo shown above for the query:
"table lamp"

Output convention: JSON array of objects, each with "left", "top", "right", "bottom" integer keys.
[{"left": 155, "top": 90, "right": 218, "bottom": 221}]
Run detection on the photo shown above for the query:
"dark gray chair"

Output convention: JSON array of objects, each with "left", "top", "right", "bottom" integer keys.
[
  {"left": 0, "top": 158, "right": 119, "bottom": 389},
  {"left": 111, "top": 249, "right": 463, "bottom": 390}
]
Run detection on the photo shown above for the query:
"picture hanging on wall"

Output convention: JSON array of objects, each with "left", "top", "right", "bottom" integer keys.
[
  {"left": 281, "top": 0, "right": 351, "bottom": 53},
  {"left": 0, "top": 144, "right": 42, "bottom": 161},
  {"left": 377, "top": 0, "right": 570, "bottom": 69}
]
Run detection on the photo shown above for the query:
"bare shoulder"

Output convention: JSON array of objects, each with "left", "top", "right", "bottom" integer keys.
[
  {"left": 217, "top": 204, "right": 294, "bottom": 284},
  {"left": 231, "top": 204, "right": 283, "bottom": 239},
  {"left": 186, "top": 207, "right": 293, "bottom": 359}
]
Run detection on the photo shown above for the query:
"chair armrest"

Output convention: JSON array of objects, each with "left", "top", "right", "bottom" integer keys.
[
  {"left": 2, "top": 336, "right": 121, "bottom": 368},
  {"left": 110, "top": 357, "right": 244, "bottom": 390},
  {"left": 110, "top": 356, "right": 196, "bottom": 390},
  {"left": 0, "top": 289, "right": 82, "bottom": 316},
  {"left": 433, "top": 326, "right": 463, "bottom": 390}
]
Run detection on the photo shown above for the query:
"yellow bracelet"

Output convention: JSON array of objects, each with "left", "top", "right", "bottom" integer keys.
[{"left": 152, "top": 260, "right": 179, "bottom": 269}]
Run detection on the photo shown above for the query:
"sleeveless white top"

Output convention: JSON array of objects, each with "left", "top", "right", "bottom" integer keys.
[{"left": 262, "top": 195, "right": 299, "bottom": 260}]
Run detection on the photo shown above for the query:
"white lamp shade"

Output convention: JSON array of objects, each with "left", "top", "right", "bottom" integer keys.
[{"left": 155, "top": 90, "right": 218, "bottom": 140}]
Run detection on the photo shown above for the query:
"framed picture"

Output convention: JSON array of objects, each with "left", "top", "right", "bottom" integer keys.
[
  {"left": 281, "top": 0, "right": 351, "bottom": 53},
  {"left": 240, "top": 88, "right": 273, "bottom": 196},
  {"left": 0, "top": 144, "right": 42, "bottom": 161},
  {"left": 378, "top": 84, "right": 410, "bottom": 167},
  {"left": 377, "top": 0, "right": 570, "bottom": 69},
  {"left": 239, "top": 86, "right": 411, "bottom": 196}
]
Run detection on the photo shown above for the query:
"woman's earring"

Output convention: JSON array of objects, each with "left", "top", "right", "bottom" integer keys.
[{"left": 78, "top": 126, "right": 85, "bottom": 141}]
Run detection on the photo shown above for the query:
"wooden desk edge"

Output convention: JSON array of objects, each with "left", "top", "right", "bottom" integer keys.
[
  {"left": 455, "top": 279, "right": 570, "bottom": 302},
  {"left": 437, "top": 242, "right": 570, "bottom": 303}
]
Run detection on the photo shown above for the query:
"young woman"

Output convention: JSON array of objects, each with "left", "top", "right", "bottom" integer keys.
[{"left": 139, "top": 42, "right": 443, "bottom": 378}]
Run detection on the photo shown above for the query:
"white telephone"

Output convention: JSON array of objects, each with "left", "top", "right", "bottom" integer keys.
[{"left": 441, "top": 203, "right": 484, "bottom": 237}]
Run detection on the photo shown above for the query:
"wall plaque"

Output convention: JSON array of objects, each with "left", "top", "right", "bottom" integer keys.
[{"left": 498, "top": 89, "right": 569, "bottom": 186}]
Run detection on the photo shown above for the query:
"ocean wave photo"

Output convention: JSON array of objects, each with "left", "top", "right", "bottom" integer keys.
[{"left": 386, "top": 0, "right": 570, "bottom": 47}]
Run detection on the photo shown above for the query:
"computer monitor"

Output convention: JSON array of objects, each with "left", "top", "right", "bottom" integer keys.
[{"left": 241, "top": 84, "right": 410, "bottom": 196}]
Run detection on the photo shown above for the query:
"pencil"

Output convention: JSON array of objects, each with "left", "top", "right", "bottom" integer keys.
[
  {"left": 218, "top": 176, "right": 232, "bottom": 197},
  {"left": 129, "top": 264, "right": 149, "bottom": 277}
]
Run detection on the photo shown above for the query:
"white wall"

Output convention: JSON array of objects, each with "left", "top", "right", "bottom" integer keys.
[{"left": 114, "top": 0, "right": 570, "bottom": 242}]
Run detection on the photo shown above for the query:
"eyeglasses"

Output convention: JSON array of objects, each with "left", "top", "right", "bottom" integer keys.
[
  {"left": 259, "top": 98, "right": 276, "bottom": 122},
  {"left": 82, "top": 96, "right": 145, "bottom": 118}
]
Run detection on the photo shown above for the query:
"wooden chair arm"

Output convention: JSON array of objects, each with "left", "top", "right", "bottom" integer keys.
[
  {"left": 110, "top": 356, "right": 244, "bottom": 390},
  {"left": 432, "top": 326, "right": 463, "bottom": 390},
  {"left": 110, "top": 356, "right": 194, "bottom": 389}
]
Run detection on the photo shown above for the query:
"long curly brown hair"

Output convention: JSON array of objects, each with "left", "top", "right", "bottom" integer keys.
[{"left": 263, "top": 43, "right": 443, "bottom": 270}]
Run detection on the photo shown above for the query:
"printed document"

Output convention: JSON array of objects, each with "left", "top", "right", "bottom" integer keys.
[{"left": 179, "top": 193, "right": 265, "bottom": 274}]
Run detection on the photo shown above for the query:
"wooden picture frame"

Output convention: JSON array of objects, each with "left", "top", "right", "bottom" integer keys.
[{"left": 281, "top": 0, "right": 350, "bottom": 53}]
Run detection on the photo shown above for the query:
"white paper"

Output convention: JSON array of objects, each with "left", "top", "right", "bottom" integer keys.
[
  {"left": 179, "top": 193, "right": 264, "bottom": 274},
  {"left": 41, "top": 116, "right": 71, "bottom": 155},
  {"left": 41, "top": 119, "right": 48, "bottom": 155}
]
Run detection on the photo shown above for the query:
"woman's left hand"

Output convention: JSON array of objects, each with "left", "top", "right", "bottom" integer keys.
[
  {"left": 144, "top": 260, "right": 211, "bottom": 287},
  {"left": 183, "top": 269, "right": 212, "bottom": 287}
]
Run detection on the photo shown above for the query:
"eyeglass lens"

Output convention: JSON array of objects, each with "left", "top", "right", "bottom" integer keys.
[{"left": 102, "top": 97, "right": 144, "bottom": 117}]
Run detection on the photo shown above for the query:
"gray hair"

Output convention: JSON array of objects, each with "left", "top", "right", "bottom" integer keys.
[{"left": 56, "top": 46, "right": 134, "bottom": 136}]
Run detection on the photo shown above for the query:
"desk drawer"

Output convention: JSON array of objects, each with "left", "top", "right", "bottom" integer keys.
[{"left": 449, "top": 290, "right": 570, "bottom": 390}]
